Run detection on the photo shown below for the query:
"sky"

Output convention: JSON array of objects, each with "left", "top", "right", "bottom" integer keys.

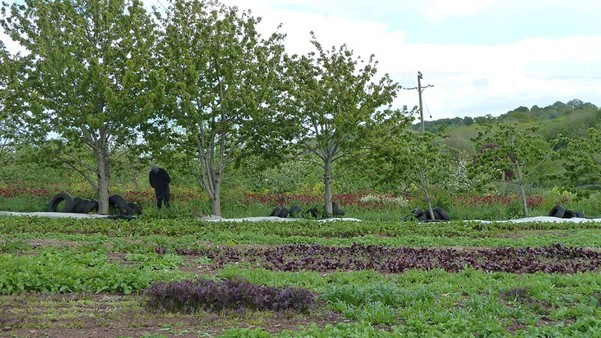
[
  {"left": 2, "top": 0, "right": 601, "bottom": 121},
  {"left": 211, "top": 0, "right": 601, "bottom": 120}
]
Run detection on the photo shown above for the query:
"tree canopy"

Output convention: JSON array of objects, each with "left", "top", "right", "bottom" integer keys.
[
  {"left": 0, "top": 40, "right": 11, "bottom": 160},
  {"left": 3, "top": 0, "right": 599, "bottom": 220},
  {"left": 559, "top": 128, "right": 601, "bottom": 194},
  {"left": 148, "top": 0, "right": 292, "bottom": 216},
  {"left": 284, "top": 34, "right": 408, "bottom": 216},
  {"left": 472, "top": 123, "right": 553, "bottom": 216},
  {"left": 0, "top": 0, "right": 158, "bottom": 213},
  {"left": 371, "top": 129, "right": 454, "bottom": 219}
]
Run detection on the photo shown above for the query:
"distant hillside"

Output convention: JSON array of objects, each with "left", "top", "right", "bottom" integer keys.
[
  {"left": 412, "top": 99, "right": 600, "bottom": 133},
  {"left": 413, "top": 99, "right": 601, "bottom": 155}
]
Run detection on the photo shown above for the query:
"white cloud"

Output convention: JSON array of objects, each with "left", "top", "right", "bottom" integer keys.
[
  {"left": 391, "top": 35, "right": 601, "bottom": 117},
  {"left": 6, "top": 0, "right": 601, "bottom": 119},
  {"left": 150, "top": 0, "right": 601, "bottom": 117},
  {"left": 423, "top": 0, "right": 499, "bottom": 21}
]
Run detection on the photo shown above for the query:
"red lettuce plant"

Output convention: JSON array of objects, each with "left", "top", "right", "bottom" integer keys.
[
  {"left": 144, "top": 278, "right": 315, "bottom": 313},
  {"left": 176, "top": 243, "right": 600, "bottom": 274}
]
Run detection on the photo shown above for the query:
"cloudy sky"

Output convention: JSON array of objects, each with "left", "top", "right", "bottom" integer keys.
[
  {"left": 3, "top": 0, "right": 601, "bottom": 120},
  {"left": 213, "top": 0, "right": 601, "bottom": 120}
]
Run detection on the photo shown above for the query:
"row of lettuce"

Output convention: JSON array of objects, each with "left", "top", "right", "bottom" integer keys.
[{"left": 1, "top": 240, "right": 601, "bottom": 336}]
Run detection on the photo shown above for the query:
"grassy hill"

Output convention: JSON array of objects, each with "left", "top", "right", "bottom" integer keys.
[{"left": 413, "top": 99, "right": 601, "bottom": 155}]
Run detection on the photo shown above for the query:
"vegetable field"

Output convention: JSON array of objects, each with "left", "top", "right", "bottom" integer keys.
[
  {"left": 1, "top": 216, "right": 600, "bottom": 337},
  {"left": 2, "top": 0, "right": 601, "bottom": 335}
]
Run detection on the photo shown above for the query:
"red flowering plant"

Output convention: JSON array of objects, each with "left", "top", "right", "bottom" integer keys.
[
  {"left": 242, "top": 192, "right": 408, "bottom": 211},
  {"left": 455, "top": 194, "right": 543, "bottom": 208},
  {"left": 0, "top": 186, "right": 50, "bottom": 198}
]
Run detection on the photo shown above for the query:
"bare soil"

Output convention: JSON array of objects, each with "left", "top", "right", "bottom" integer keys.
[
  {"left": 1, "top": 288, "right": 342, "bottom": 338},
  {"left": 0, "top": 243, "right": 343, "bottom": 338}
]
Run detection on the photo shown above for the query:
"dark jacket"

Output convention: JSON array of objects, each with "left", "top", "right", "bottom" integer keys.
[{"left": 149, "top": 168, "right": 171, "bottom": 197}]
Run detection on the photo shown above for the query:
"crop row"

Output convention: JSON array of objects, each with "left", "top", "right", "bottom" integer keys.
[
  {"left": 144, "top": 278, "right": 315, "bottom": 313},
  {"left": 0, "top": 249, "right": 156, "bottom": 294},
  {"left": 175, "top": 243, "right": 601, "bottom": 274},
  {"left": 3, "top": 217, "right": 601, "bottom": 239}
]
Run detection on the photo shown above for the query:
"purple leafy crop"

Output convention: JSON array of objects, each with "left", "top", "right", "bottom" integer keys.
[
  {"left": 143, "top": 278, "right": 314, "bottom": 313},
  {"left": 175, "top": 243, "right": 601, "bottom": 274}
]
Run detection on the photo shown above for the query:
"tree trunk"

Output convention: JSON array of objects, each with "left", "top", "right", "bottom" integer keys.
[
  {"left": 323, "top": 157, "right": 333, "bottom": 217},
  {"left": 425, "top": 191, "right": 435, "bottom": 220},
  {"left": 210, "top": 174, "right": 222, "bottom": 217},
  {"left": 95, "top": 147, "right": 111, "bottom": 215},
  {"left": 519, "top": 182, "right": 528, "bottom": 216},
  {"left": 196, "top": 151, "right": 224, "bottom": 217},
  {"left": 515, "top": 164, "right": 528, "bottom": 217}
]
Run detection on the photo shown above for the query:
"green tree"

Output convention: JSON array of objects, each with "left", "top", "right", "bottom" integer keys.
[
  {"left": 0, "top": 0, "right": 157, "bottom": 214},
  {"left": 285, "top": 34, "right": 407, "bottom": 216},
  {"left": 372, "top": 130, "right": 454, "bottom": 219},
  {"left": 558, "top": 128, "right": 601, "bottom": 194},
  {"left": 0, "top": 40, "right": 12, "bottom": 162},
  {"left": 0, "top": 40, "right": 29, "bottom": 164},
  {"left": 472, "top": 122, "right": 554, "bottom": 216},
  {"left": 149, "top": 0, "right": 291, "bottom": 216}
]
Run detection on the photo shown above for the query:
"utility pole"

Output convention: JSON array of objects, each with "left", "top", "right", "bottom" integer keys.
[{"left": 405, "top": 71, "right": 434, "bottom": 132}]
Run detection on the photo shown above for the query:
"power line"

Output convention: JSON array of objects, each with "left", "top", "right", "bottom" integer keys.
[{"left": 153, "top": 0, "right": 169, "bottom": 11}]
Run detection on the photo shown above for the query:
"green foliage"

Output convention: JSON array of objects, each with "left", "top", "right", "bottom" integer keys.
[
  {"left": 126, "top": 252, "right": 184, "bottom": 271},
  {"left": 0, "top": 194, "right": 49, "bottom": 212},
  {"left": 1, "top": 212, "right": 601, "bottom": 334},
  {"left": 0, "top": 248, "right": 158, "bottom": 294},
  {"left": 332, "top": 301, "right": 397, "bottom": 324},
  {"left": 148, "top": 0, "right": 292, "bottom": 216},
  {"left": 0, "top": 145, "right": 74, "bottom": 190},
  {"left": 322, "top": 284, "right": 403, "bottom": 324},
  {"left": 0, "top": 239, "right": 31, "bottom": 253},
  {"left": 246, "top": 158, "right": 322, "bottom": 194},
  {"left": 284, "top": 32, "right": 410, "bottom": 216},
  {"left": 0, "top": 0, "right": 158, "bottom": 213},
  {"left": 220, "top": 328, "right": 272, "bottom": 338},
  {"left": 281, "top": 322, "right": 399, "bottom": 338},
  {"left": 323, "top": 283, "right": 404, "bottom": 307},
  {"left": 4, "top": 216, "right": 601, "bottom": 249},
  {"left": 558, "top": 128, "right": 601, "bottom": 195},
  {"left": 226, "top": 267, "right": 601, "bottom": 335},
  {"left": 0, "top": 42, "right": 16, "bottom": 158},
  {"left": 451, "top": 201, "right": 510, "bottom": 221},
  {"left": 472, "top": 122, "right": 554, "bottom": 216},
  {"left": 423, "top": 100, "right": 600, "bottom": 142},
  {"left": 414, "top": 115, "right": 478, "bottom": 134},
  {"left": 218, "top": 266, "right": 327, "bottom": 290},
  {"left": 370, "top": 130, "right": 456, "bottom": 217},
  {"left": 422, "top": 100, "right": 601, "bottom": 195}
]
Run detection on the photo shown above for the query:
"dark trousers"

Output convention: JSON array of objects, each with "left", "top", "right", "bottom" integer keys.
[{"left": 156, "top": 193, "right": 170, "bottom": 208}]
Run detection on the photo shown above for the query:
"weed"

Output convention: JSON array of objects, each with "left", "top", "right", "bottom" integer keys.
[{"left": 0, "top": 239, "right": 31, "bottom": 253}]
